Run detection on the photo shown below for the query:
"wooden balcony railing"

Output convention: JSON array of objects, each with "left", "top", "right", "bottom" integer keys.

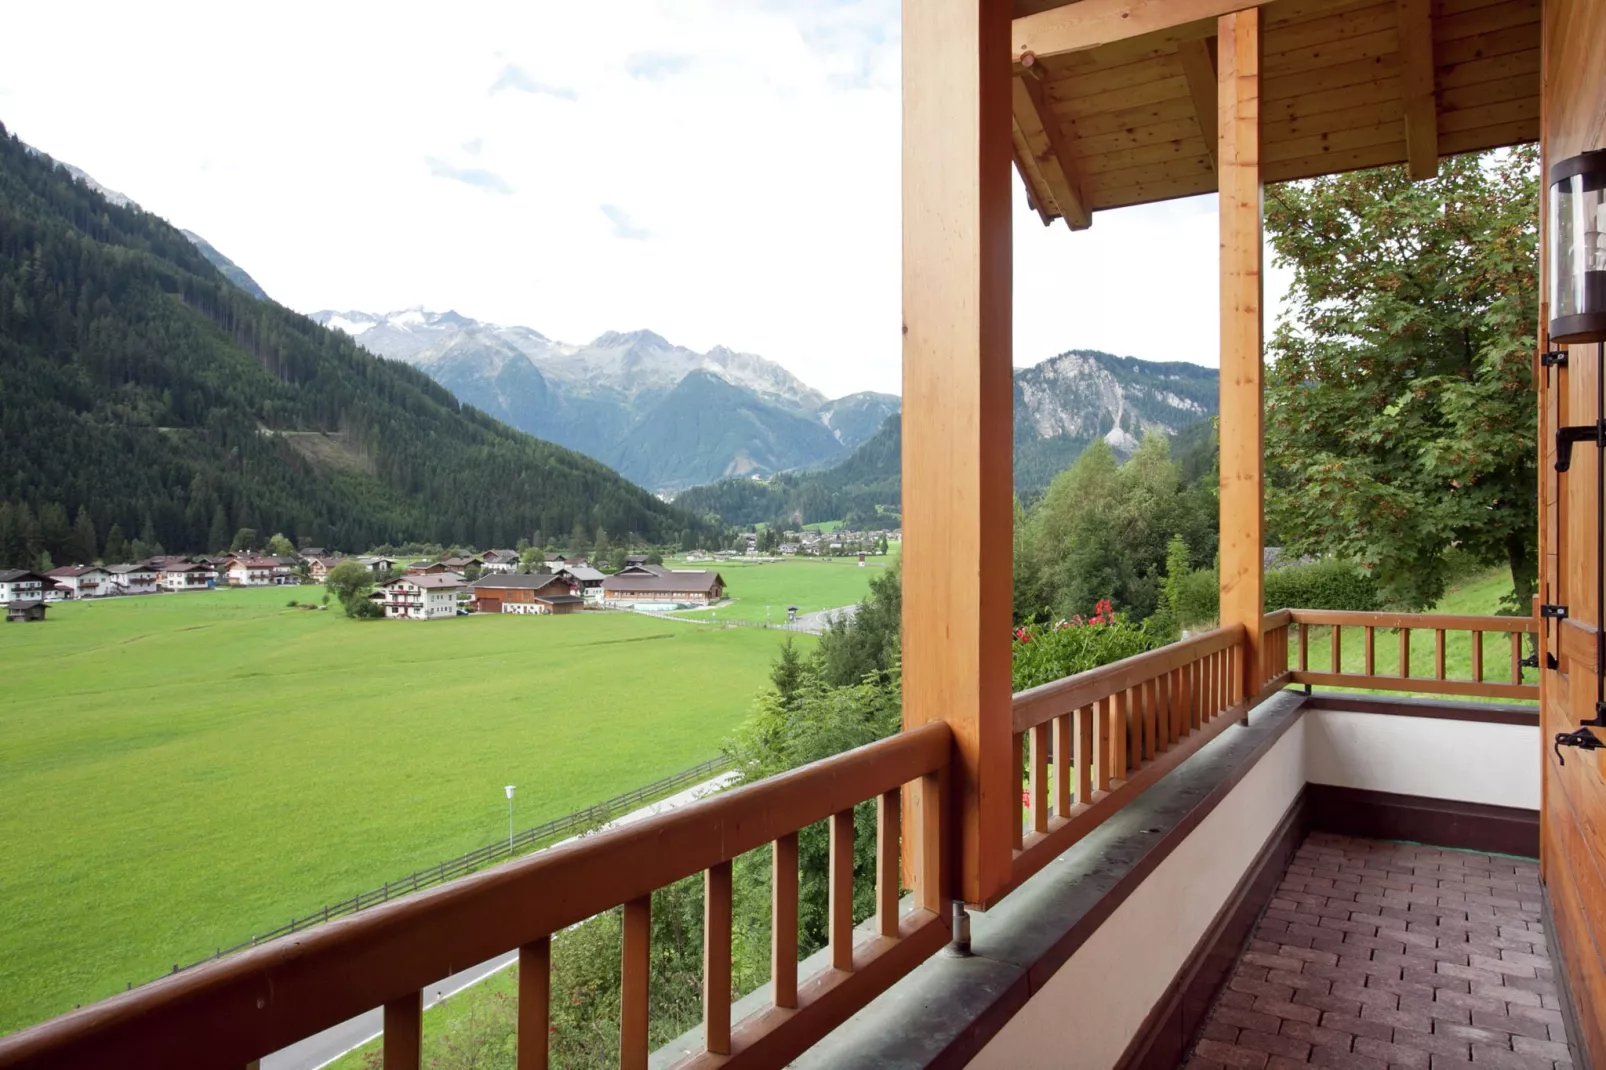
[
  {"left": 1002, "top": 623, "right": 1251, "bottom": 903},
  {"left": 1283, "top": 610, "right": 1538, "bottom": 701},
  {"left": 0, "top": 608, "right": 1540, "bottom": 1070},
  {"left": 0, "top": 723, "right": 952, "bottom": 1070}
]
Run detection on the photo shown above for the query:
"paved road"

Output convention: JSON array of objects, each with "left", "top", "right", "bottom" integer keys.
[
  {"left": 261, "top": 771, "right": 739, "bottom": 1070},
  {"left": 786, "top": 603, "right": 858, "bottom": 634}
]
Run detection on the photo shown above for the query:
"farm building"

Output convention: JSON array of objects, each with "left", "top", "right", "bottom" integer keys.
[
  {"left": 600, "top": 570, "right": 725, "bottom": 606},
  {"left": 5, "top": 600, "right": 46, "bottom": 623},
  {"left": 377, "top": 574, "right": 464, "bottom": 621},
  {"left": 469, "top": 573, "right": 584, "bottom": 615}
]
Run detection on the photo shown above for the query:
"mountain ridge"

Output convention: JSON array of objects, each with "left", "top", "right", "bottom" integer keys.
[
  {"left": 313, "top": 307, "right": 895, "bottom": 491},
  {"left": 0, "top": 124, "right": 717, "bottom": 555}
]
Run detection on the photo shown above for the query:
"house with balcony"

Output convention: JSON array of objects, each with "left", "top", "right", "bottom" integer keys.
[
  {"left": 44, "top": 566, "right": 111, "bottom": 599},
  {"left": 0, "top": 569, "right": 48, "bottom": 604},
  {"left": 105, "top": 563, "right": 158, "bottom": 594},
  {"left": 1, "top": 0, "right": 1602, "bottom": 1068},
  {"left": 226, "top": 557, "right": 277, "bottom": 587},
  {"left": 479, "top": 549, "right": 521, "bottom": 574},
  {"left": 157, "top": 561, "right": 216, "bottom": 592},
  {"left": 377, "top": 574, "right": 464, "bottom": 621}
]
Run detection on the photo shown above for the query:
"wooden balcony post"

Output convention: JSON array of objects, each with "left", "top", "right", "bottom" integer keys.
[
  {"left": 1217, "top": 6, "right": 1264, "bottom": 711},
  {"left": 902, "top": 0, "right": 1016, "bottom": 906}
]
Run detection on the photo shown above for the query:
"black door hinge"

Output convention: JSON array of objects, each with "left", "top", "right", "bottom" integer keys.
[
  {"left": 1541, "top": 349, "right": 1568, "bottom": 368},
  {"left": 1556, "top": 422, "right": 1606, "bottom": 472},
  {"left": 1555, "top": 726, "right": 1605, "bottom": 765},
  {"left": 1541, "top": 603, "right": 1569, "bottom": 619},
  {"left": 1521, "top": 651, "right": 1540, "bottom": 668}
]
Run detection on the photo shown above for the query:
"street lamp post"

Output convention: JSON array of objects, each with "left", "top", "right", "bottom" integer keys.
[{"left": 505, "top": 785, "right": 515, "bottom": 853}]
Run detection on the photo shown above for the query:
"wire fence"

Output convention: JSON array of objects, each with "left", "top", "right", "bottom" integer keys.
[{"left": 141, "top": 755, "right": 732, "bottom": 988}]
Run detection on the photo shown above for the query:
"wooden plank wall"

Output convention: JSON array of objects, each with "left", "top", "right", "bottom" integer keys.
[{"left": 1539, "top": 0, "right": 1606, "bottom": 1059}]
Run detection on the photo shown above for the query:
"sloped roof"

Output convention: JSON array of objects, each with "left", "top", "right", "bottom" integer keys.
[
  {"left": 602, "top": 571, "right": 725, "bottom": 594},
  {"left": 470, "top": 573, "right": 570, "bottom": 592},
  {"left": 384, "top": 573, "right": 465, "bottom": 590}
]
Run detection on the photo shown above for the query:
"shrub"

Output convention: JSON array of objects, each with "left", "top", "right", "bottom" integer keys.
[
  {"left": 285, "top": 599, "right": 298, "bottom": 607},
  {"left": 1011, "top": 604, "right": 1161, "bottom": 691},
  {"left": 344, "top": 597, "right": 385, "bottom": 620},
  {"left": 1264, "top": 558, "right": 1380, "bottom": 612},
  {"left": 1171, "top": 569, "right": 1221, "bottom": 630}
]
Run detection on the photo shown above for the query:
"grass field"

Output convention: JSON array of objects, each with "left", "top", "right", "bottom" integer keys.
[
  {"left": 0, "top": 589, "right": 808, "bottom": 1034},
  {"left": 669, "top": 555, "right": 890, "bottom": 624}
]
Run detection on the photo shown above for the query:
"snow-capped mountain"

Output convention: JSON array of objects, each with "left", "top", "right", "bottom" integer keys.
[{"left": 311, "top": 308, "right": 877, "bottom": 491}]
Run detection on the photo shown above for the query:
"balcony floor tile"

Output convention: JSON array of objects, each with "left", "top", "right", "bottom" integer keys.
[{"left": 1186, "top": 835, "right": 1578, "bottom": 1070}]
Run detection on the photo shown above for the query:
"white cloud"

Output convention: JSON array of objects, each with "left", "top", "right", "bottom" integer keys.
[{"left": 2, "top": 0, "right": 1287, "bottom": 399}]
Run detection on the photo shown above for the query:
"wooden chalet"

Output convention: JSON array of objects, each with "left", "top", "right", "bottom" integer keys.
[
  {"left": 5, "top": 600, "right": 46, "bottom": 623},
  {"left": 1, "top": 0, "right": 1602, "bottom": 1068}
]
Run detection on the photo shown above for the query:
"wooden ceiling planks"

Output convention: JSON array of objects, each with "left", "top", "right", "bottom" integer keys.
[{"left": 1010, "top": 0, "right": 1537, "bottom": 224}]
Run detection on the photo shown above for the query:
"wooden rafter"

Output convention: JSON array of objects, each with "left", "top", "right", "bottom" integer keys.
[
  {"left": 1178, "top": 37, "right": 1220, "bottom": 172},
  {"left": 1395, "top": 0, "right": 1439, "bottom": 179},
  {"left": 1014, "top": 0, "right": 1276, "bottom": 63},
  {"left": 1011, "top": 70, "right": 1093, "bottom": 229}
]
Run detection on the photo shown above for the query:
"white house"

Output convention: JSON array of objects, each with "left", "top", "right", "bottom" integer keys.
[
  {"left": 45, "top": 566, "right": 112, "bottom": 599},
  {"left": 378, "top": 574, "right": 463, "bottom": 620},
  {"left": 358, "top": 556, "right": 398, "bottom": 574},
  {"left": 159, "top": 562, "right": 216, "bottom": 592},
  {"left": 480, "top": 549, "right": 521, "bottom": 574},
  {"left": 552, "top": 565, "right": 607, "bottom": 600},
  {"left": 227, "top": 557, "right": 276, "bottom": 587},
  {"left": 0, "top": 570, "right": 47, "bottom": 604},
  {"left": 106, "top": 563, "right": 158, "bottom": 594}
]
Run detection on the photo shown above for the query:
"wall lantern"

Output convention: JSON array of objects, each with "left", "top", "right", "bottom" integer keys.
[{"left": 1549, "top": 149, "right": 1606, "bottom": 345}]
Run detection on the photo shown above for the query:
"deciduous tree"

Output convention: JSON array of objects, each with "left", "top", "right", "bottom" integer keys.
[{"left": 1263, "top": 148, "right": 1538, "bottom": 609}]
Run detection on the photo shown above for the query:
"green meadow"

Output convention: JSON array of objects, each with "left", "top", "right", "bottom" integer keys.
[
  {"left": 0, "top": 588, "right": 809, "bottom": 1034},
  {"left": 669, "top": 553, "right": 890, "bottom": 624}
]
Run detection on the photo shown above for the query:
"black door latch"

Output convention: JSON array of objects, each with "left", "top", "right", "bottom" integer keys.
[
  {"left": 1554, "top": 726, "right": 1606, "bottom": 766},
  {"left": 1556, "top": 421, "right": 1606, "bottom": 472}
]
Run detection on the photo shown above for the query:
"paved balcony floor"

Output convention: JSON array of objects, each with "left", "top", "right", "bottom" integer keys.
[{"left": 1186, "top": 833, "right": 1578, "bottom": 1070}]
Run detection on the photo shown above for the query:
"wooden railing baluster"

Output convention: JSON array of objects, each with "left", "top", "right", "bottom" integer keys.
[
  {"left": 1094, "top": 697, "right": 1111, "bottom": 792},
  {"left": 914, "top": 769, "right": 944, "bottom": 915},
  {"left": 1112, "top": 691, "right": 1128, "bottom": 780},
  {"left": 1472, "top": 629, "right": 1484, "bottom": 682},
  {"left": 383, "top": 991, "right": 422, "bottom": 1070},
  {"left": 1331, "top": 624, "right": 1343, "bottom": 674},
  {"left": 876, "top": 791, "right": 900, "bottom": 939},
  {"left": 1398, "top": 627, "right": 1411, "bottom": 679},
  {"left": 1364, "top": 626, "right": 1376, "bottom": 676},
  {"left": 1075, "top": 705, "right": 1094, "bottom": 804},
  {"left": 704, "top": 861, "right": 734, "bottom": 1055},
  {"left": 1299, "top": 622, "right": 1309, "bottom": 673},
  {"left": 517, "top": 937, "right": 550, "bottom": 1070},
  {"left": 1435, "top": 628, "right": 1447, "bottom": 680},
  {"left": 1011, "top": 731, "right": 1024, "bottom": 850},
  {"left": 1053, "top": 713, "right": 1072, "bottom": 817},
  {"left": 621, "top": 896, "right": 651, "bottom": 1070},
  {"left": 1029, "top": 723, "right": 1050, "bottom": 835},
  {"left": 772, "top": 832, "right": 798, "bottom": 1009},
  {"left": 829, "top": 810, "right": 855, "bottom": 971},
  {"left": 1509, "top": 631, "right": 1522, "bottom": 684}
]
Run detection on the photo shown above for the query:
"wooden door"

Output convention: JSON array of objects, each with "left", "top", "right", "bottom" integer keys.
[{"left": 1538, "top": 2, "right": 1606, "bottom": 1053}]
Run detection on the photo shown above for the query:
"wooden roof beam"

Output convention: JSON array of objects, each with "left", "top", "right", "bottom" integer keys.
[
  {"left": 1011, "top": 68, "right": 1093, "bottom": 229},
  {"left": 1014, "top": 0, "right": 1276, "bottom": 63},
  {"left": 1396, "top": 0, "right": 1439, "bottom": 179},
  {"left": 1178, "top": 37, "right": 1220, "bottom": 172}
]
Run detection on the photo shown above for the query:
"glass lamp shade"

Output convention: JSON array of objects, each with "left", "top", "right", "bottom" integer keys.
[{"left": 1549, "top": 149, "right": 1606, "bottom": 344}]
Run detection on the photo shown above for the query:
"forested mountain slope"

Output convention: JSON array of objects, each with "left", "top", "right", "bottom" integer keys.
[{"left": 0, "top": 124, "right": 718, "bottom": 555}]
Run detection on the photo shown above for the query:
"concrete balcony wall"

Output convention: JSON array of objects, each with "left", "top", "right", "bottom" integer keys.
[
  {"left": 1302, "top": 708, "right": 1539, "bottom": 810},
  {"left": 968, "top": 716, "right": 1309, "bottom": 1070}
]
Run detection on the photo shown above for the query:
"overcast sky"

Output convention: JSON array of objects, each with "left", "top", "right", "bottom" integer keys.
[{"left": 2, "top": 0, "right": 1288, "bottom": 399}]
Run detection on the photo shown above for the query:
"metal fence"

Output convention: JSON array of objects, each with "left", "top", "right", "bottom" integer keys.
[{"left": 143, "top": 756, "right": 731, "bottom": 986}]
